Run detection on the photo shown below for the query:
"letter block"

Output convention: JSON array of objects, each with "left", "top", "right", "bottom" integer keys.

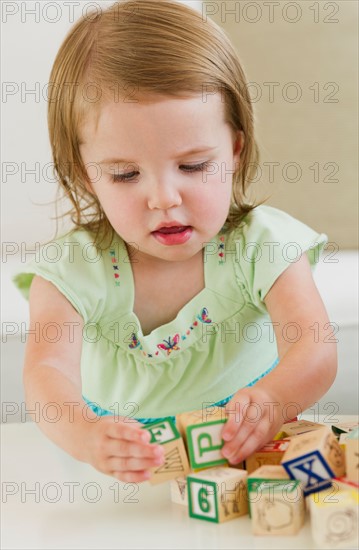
[
  {"left": 309, "top": 488, "right": 359, "bottom": 549},
  {"left": 281, "top": 426, "right": 345, "bottom": 495},
  {"left": 187, "top": 467, "right": 248, "bottom": 523},
  {"left": 250, "top": 479, "right": 305, "bottom": 536},
  {"left": 143, "top": 417, "right": 191, "bottom": 485},
  {"left": 345, "top": 427, "right": 359, "bottom": 484},
  {"left": 176, "top": 407, "right": 226, "bottom": 449},
  {"left": 245, "top": 439, "right": 291, "bottom": 474},
  {"left": 186, "top": 419, "right": 228, "bottom": 470},
  {"left": 170, "top": 475, "right": 189, "bottom": 506},
  {"left": 247, "top": 465, "right": 289, "bottom": 517},
  {"left": 332, "top": 477, "right": 359, "bottom": 492},
  {"left": 277, "top": 420, "right": 326, "bottom": 438}
]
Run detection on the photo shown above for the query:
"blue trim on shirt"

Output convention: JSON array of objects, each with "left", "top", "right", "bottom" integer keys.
[{"left": 83, "top": 357, "right": 280, "bottom": 425}]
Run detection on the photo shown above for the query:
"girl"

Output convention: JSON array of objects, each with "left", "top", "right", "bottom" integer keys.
[{"left": 13, "top": 0, "right": 337, "bottom": 483}]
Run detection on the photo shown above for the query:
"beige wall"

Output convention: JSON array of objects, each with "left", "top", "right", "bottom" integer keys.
[{"left": 203, "top": 0, "right": 358, "bottom": 249}]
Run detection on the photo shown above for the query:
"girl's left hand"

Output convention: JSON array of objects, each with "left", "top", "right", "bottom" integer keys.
[{"left": 221, "top": 386, "right": 285, "bottom": 465}]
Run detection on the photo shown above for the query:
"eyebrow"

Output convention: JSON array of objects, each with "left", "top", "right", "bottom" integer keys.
[{"left": 98, "top": 146, "right": 218, "bottom": 166}]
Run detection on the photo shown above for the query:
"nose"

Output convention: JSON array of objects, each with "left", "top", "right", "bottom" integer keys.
[{"left": 147, "top": 177, "right": 182, "bottom": 210}]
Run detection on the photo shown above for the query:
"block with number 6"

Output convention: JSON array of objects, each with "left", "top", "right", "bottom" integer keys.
[{"left": 187, "top": 467, "right": 248, "bottom": 523}]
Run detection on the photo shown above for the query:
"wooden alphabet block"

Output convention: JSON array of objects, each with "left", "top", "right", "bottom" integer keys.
[
  {"left": 170, "top": 475, "right": 189, "bottom": 506},
  {"left": 309, "top": 488, "right": 359, "bottom": 549},
  {"left": 176, "top": 407, "right": 226, "bottom": 447},
  {"left": 247, "top": 465, "right": 289, "bottom": 517},
  {"left": 332, "top": 476, "right": 359, "bottom": 492},
  {"left": 250, "top": 479, "right": 305, "bottom": 536},
  {"left": 277, "top": 420, "right": 326, "bottom": 438},
  {"left": 245, "top": 439, "right": 291, "bottom": 474},
  {"left": 332, "top": 421, "right": 359, "bottom": 438},
  {"left": 143, "top": 417, "right": 190, "bottom": 485},
  {"left": 345, "top": 429, "right": 359, "bottom": 484},
  {"left": 281, "top": 426, "right": 345, "bottom": 495},
  {"left": 187, "top": 467, "right": 248, "bottom": 523},
  {"left": 186, "top": 418, "right": 228, "bottom": 470}
]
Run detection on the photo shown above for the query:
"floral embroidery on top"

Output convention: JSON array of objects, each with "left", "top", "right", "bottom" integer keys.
[
  {"left": 109, "top": 248, "right": 120, "bottom": 286},
  {"left": 127, "top": 307, "right": 214, "bottom": 359},
  {"left": 218, "top": 235, "right": 225, "bottom": 265}
]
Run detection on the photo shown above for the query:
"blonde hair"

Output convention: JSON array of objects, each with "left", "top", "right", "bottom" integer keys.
[{"left": 48, "top": 0, "right": 268, "bottom": 250}]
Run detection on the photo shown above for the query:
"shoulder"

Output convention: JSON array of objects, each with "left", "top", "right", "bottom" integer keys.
[
  {"left": 226, "top": 204, "right": 328, "bottom": 256},
  {"left": 223, "top": 205, "right": 328, "bottom": 310},
  {"left": 12, "top": 228, "right": 121, "bottom": 322}
]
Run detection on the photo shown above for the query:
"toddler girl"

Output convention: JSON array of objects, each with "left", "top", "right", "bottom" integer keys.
[{"left": 13, "top": 0, "right": 337, "bottom": 483}]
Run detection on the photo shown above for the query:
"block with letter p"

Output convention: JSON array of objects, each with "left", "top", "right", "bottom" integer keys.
[
  {"left": 143, "top": 417, "right": 190, "bottom": 485},
  {"left": 186, "top": 418, "right": 228, "bottom": 470}
]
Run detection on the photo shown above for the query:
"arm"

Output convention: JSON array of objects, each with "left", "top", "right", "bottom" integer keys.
[
  {"left": 221, "top": 253, "right": 337, "bottom": 463},
  {"left": 24, "top": 275, "right": 164, "bottom": 481}
]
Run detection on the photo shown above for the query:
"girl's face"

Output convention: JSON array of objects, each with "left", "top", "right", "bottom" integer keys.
[{"left": 79, "top": 93, "right": 242, "bottom": 266}]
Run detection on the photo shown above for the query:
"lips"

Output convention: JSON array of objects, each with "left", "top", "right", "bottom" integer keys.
[
  {"left": 155, "top": 226, "right": 189, "bottom": 234},
  {"left": 151, "top": 224, "right": 193, "bottom": 246}
]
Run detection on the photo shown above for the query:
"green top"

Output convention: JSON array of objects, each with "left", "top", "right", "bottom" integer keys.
[{"left": 12, "top": 205, "right": 328, "bottom": 418}]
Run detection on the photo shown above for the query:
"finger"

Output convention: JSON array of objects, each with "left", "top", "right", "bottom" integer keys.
[
  {"left": 111, "top": 470, "right": 152, "bottom": 483},
  {"left": 222, "top": 394, "right": 251, "bottom": 441},
  {"left": 107, "top": 454, "right": 165, "bottom": 472},
  {"left": 230, "top": 431, "right": 264, "bottom": 464},
  {"left": 106, "top": 420, "right": 151, "bottom": 443},
  {"left": 106, "top": 439, "right": 165, "bottom": 460},
  {"left": 221, "top": 417, "right": 257, "bottom": 461}
]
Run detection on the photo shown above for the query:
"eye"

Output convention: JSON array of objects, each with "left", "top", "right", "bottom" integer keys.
[
  {"left": 112, "top": 171, "right": 139, "bottom": 183},
  {"left": 111, "top": 161, "right": 209, "bottom": 183},
  {"left": 180, "top": 162, "right": 209, "bottom": 173}
]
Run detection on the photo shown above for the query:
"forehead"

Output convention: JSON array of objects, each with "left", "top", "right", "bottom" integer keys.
[{"left": 79, "top": 92, "right": 228, "bottom": 146}]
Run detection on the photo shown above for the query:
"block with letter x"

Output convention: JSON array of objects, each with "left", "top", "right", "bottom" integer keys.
[{"left": 281, "top": 426, "right": 345, "bottom": 495}]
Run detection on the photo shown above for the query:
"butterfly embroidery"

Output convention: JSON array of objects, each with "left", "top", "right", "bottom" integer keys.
[
  {"left": 157, "top": 334, "right": 181, "bottom": 355},
  {"left": 197, "top": 307, "right": 212, "bottom": 324},
  {"left": 128, "top": 333, "right": 140, "bottom": 349}
]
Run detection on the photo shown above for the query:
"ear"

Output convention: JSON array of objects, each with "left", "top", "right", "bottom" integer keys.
[{"left": 233, "top": 130, "right": 244, "bottom": 162}]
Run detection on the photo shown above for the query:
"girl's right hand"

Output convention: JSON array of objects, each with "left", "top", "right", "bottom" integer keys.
[{"left": 84, "top": 416, "right": 165, "bottom": 483}]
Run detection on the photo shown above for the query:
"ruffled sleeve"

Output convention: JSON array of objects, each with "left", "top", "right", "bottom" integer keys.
[
  {"left": 11, "top": 229, "right": 108, "bottom": 323},
  {"left": 230, "top": 205, "right": 328, "bottom": 313}
]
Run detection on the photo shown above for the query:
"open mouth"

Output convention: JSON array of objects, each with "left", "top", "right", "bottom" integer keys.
[
  {"left": 155, "top": 226, "right": 190, "bottom": 234},
  {"left": 151, "top": 225, "right": 193, "bottom": 245}
]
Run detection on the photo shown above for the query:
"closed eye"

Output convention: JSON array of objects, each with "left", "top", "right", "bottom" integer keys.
[{"left": 112, "top": 162, "right": 209, "bottom": 182}]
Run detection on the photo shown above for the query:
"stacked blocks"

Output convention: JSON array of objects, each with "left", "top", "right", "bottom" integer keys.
[
  {"left": 281, "top": 426, "right": 345, "bottom": 495},
  {"left": 187, "top": 467, "right": 248, "bottom": 523},
  {"left": 144, "top": 409, "right": 358, "bottom": 546}
]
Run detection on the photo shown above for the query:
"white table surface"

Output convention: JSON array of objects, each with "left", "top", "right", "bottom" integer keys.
[{"left": 1, "top": 415, "right": 358, "bottom": 550}]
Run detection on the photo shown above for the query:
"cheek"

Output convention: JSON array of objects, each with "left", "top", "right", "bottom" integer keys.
[
  {"left": 97, "top": 187, "right": 139, "bottom": 222},
  {"left": 191, "top": 175, "right": 232, "bottom": 213}
]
